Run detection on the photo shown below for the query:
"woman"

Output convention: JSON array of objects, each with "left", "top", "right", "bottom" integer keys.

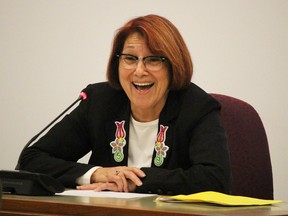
[{"left": 19, "top": 14, "right": 231, "bottom": 195}]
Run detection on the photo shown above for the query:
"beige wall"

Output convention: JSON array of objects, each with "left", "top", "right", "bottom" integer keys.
[{"left": 1, "top": 0, "right": 287, "bottom": 200}]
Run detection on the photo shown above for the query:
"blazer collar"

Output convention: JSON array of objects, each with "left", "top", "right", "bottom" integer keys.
[{"left": 159, "top": 90, "right": 180, "bottom": 124}]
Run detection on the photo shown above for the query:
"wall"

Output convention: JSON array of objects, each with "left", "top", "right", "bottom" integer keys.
[{"left": 0, "top": 0, "right": 287, "bottom": 200}]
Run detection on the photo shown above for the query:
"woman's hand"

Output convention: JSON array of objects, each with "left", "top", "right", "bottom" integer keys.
[
  {"left": 76, "top": 166, "right": 145, "bottom": 192},
  {"left": 77, "top": 179, "right": 137, "bottom": 192}
]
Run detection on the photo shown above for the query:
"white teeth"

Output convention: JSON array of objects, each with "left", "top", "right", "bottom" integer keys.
[{"left": 133, "top": 82, "right": 153, "bottom": 86}]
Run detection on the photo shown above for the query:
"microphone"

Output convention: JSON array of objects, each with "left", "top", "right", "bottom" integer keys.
[{"left": 0, "top": 87, "right": 90, "bottom": 195}]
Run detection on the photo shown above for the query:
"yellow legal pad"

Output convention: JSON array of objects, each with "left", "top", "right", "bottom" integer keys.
[{"left": 157, "top": 191, "right": 282, "bottom": 206}]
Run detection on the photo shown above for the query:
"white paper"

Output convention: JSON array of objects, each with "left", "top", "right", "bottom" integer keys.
[{"left": 56, "top": 189, "right": 156, "bottom": 199}]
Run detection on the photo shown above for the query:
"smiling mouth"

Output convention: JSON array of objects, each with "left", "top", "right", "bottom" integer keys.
[{"left": 133, "top": 82, "right": 154, "bottom": 91}]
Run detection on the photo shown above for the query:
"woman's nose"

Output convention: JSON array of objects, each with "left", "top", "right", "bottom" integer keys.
[{"left": 134, "top": 60, "right": 148, "bottom": 76}]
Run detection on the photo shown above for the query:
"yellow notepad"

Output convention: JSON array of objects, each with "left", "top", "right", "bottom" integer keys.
[{"left": 157, "top": 191, "right": 282, "bottom": 206}]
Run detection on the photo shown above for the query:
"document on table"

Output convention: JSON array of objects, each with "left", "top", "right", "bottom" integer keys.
[
  {"left": 156, "top": 191, "right": 282, "bottom": 206},
  {"left": 57, "top": 189, "right": 156, "bottom": 199}
]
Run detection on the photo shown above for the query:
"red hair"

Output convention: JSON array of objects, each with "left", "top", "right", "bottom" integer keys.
[{"left": 107, "top": 14, "right": 193, "bottom": 90}]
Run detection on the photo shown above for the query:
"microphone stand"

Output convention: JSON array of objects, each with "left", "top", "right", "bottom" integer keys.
[
  {"left": 0, "top": 91, "right": 88, "bottom": 195},
  {"left": 15, "top": 95, "right": 83, "bottom": 170}
]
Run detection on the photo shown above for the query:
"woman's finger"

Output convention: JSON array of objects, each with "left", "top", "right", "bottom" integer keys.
[
  {"left": 77, "top": 182, "right": 121, "bottom": 192},
  {"left": 114, "top": 170, "right": 129, "bottom": 192},
  {"left": 93, "top": 182, "right": 119, "bottom": 192},
  {"left": 121, "top": 170, "right": 142, "bottom": 186},
  {"left": 111, "top": 167, "right": 145, "bottom": 188},
  {"left": 76, "top": 183, "right": 99, "bottom": 190},
  {"left": 130, "top": 167, "right": 146, "bottom": 178},
  {"left": 107, "top": 170, "right": 127, "bottom": 192}
]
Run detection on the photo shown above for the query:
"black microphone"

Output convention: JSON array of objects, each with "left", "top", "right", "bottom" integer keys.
[{"left": 0, "top": 87, "right": 90, "bottom": 196}]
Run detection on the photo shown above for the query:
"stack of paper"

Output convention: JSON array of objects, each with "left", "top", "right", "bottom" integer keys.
[{"left": 157, "top": 191, "right": 282, "bottom": 206}]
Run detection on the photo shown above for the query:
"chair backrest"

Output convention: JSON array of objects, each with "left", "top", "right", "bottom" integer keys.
[{"left": 211, "top": 94, "right": 273, "bottom": 199}]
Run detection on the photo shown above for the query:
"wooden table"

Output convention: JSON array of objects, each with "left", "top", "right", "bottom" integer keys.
[{"left": 1, "top": 194, "right": 288, "bottom": 216}]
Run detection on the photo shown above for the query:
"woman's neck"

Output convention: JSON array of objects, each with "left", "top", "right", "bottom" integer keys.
[{"left": 131, "top": 108, "right": 161, "bottom": 122}]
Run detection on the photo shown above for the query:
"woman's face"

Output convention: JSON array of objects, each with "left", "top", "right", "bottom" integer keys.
[{"left": 119, "top": 32, "right": 170, "bottom": 122}]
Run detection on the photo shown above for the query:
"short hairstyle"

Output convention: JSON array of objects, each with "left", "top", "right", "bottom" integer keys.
[{"left": 107, "top": 14, "right": 193, "bottom": 91}]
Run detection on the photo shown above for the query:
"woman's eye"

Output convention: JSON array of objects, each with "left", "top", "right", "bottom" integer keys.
[
  {"left": 124, "top": 56, "right": 137, "bottom": 62},
  {"left": 146, "top": 57, "right": 161, "bottom": 63}
]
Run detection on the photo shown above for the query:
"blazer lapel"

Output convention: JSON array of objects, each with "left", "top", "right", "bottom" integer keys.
[
  {"left": 151, "top": 91, "right": 180, "bottom": 168},
  {"left": 105, "top": 101, "right": 131, "bottom": 166}
]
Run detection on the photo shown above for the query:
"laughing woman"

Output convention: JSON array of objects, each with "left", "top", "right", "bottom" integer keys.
[{"left": 19, "top": 14, "right": 231, "bottom": 195}]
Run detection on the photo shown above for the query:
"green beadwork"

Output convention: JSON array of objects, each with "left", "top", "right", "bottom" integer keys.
[
  {"left": 154, "top": 155, "right": 163, "bottom": 167},
  {"left": 114, "top": 151, "right": 124, "bottom": 162}
]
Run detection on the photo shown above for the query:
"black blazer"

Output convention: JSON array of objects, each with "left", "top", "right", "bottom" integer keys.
[{"left": 20, "top": 82, "right": 231, "bottom": 195}]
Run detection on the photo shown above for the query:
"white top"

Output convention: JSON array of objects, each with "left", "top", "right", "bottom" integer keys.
[
  {"left": 76, "top": 116, "right": 158, "bottom": 185},
  {"left": 128, "top": 116, "right": 158, "bottom": 168}
]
